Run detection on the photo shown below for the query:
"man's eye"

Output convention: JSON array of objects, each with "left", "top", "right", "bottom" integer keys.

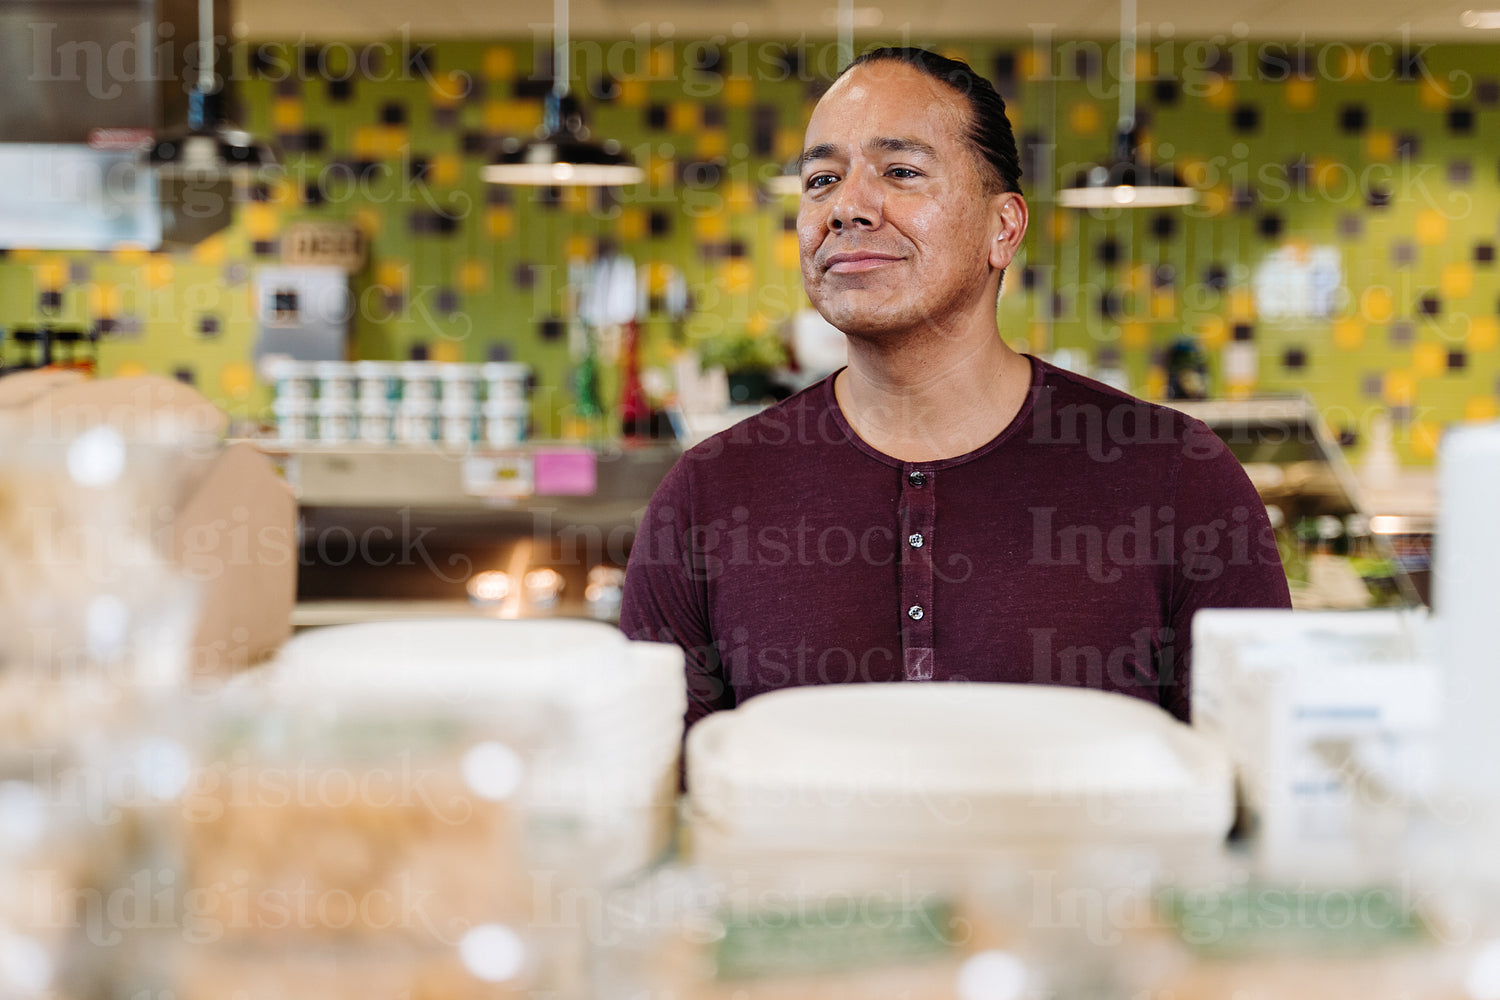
[
  {"left": 806, "top": 173, "right": 837, "bottom": 189},
  {"left": 888, "top": 167, "right": 920, "bottom": 178}
]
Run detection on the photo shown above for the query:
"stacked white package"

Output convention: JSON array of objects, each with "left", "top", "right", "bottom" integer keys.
[
  {"left": 686, "top": 682, "right": 1234, "bottom": 864},
  {"left": 270, "top": 618, "right": 685, "bottom": 882}
]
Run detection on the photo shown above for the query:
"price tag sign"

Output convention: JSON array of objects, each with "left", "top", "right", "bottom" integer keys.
[
  {"left": 281, "top": 222, "right": 367, "bottom": 272},
  {"left": 463, "top": 453, "right": 534, "bottom": 499}
]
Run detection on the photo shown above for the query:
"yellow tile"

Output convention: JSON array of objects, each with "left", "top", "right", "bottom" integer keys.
[
  {"left": 10, "top": 248, "right": 42, "bottom": 263},
  {"left": 429, "top": 72, "right": 467, "bottom": 107},
  {"left": 648, "top": 44, "right": 674, "bottom": 78},
  {"left": 485, "top": 207, "right": 514, "bottom": 240},
  {"left": 1228, "top": 288, "right": 1255, "bottom": 321},
  {"left": 1413, "top": 341, "right": 1446, "bottom": 378},
  {"left": 146, "top": 257, "right": 174, "bottom": 289},
  {"left": 615, "top": 207, "right": 646, "bottom": 242},
  {"left": 191, "top": 233, "right": 227, "bottom": 266},
  {"left": 1383, "top": 369, "right": 1415, "bottom": 405},
  {"left": 726, "top": 180, "right": 754, "bottom": 212},
  {"left": 244, "top": 203, "right": 278, "bottom": 240},
  {"left": 1068, "top": 101, "right": 1103, "bottom": 136},
  {"left": 1415, "top": 209, "right": 1448, "bottom": 247},
  {"left": 87, "top": 284, "right": 121, "bottom": 316},
  {"left": 724, "top": 77, "right": 754, "bottom": 106},
  {"left": 1127, "top": 264, "right": 1149, "bottom": 294},
  {"left": 112, "top": 246, "right": 148, "bottom": 265},
  {"left": 352, "top": 125, "right": 378, "bottom": 158},
  {"left": 1364, "top": 130, "right": 1395, "bottom": 161},
  {"left": 270, "top": 177, "right": 297, "bottom": 205},
  {"left": 220, "top": 361, "right": 255, "bottom": 399},
  {"left": 355, "top": 207, "right": 383, "bottom": 237},
  {"left": 379, "top": 126, "right": 409, "bottom": 158},
  {"left": 697, "top": 129, "right": 728, "bottom": 159},
  {"left": 34, "top": 261, "right": 66, "bottom": 290},
  {"left": 375, "top": 261, "right": 407, "bottom": 289},
  {"left": 1362, "top": 285, "right": 1395, "bottom": 323},
  {"left": 1465, "top": 396, "right": 1500, "bottom": 422},
  {"left": 1201, "top": 186, "right": 1229, "bottom": 217},
  {"left": 1411, "top": 420, "right": 1440, "bottom": 460},
  {"left": 670, "top": 102, "right": 699, "bottom": 133},
  {"left": 484, "top": 102, "right": 541, "bottom": 134},
  {"left": 565, "top": 235, "right": 595, "bottom": 260},
  {"left": 459, "top": 259, "right": 488, "bottom": 293},
  {"left": 115, "top": 361, "right": 148, "bottom": 379},
  {"left": 430, "top": 340, "right": 464, "bottom": 363},
  {"left": 1284, "top": 78, "right": 1317, "bottom": 109},
  {"left": 1332, "top": 317, "right": 1364, "bottom": 350},
  {"left": 650, "top": 154, "right": 676, "bottom": 188},
  {"left": 775, "top": 129, "right": 802, "bottom": 164},
  {"left": 1204, "top": 77, "right": 1236, "bottom": 109},
  {"left": 562, "top": 185, "right": 589, "bottom": 214},
  {"left": 1049, "top": 211, "right": 1071, "bottom": 243},
  {"left": 1468, "top": 316, "right": 1498, "bottom": 351},
  {"left": 746, "top": 312, "right": 769, "bottom": 334},
  {"left": 618, "top": 79, "right": 648, "bottom": 107},
  {"left": 1419, "top": 78, "right": 1449, "bottom": 110},
  {"left": 775, "top": 231, "right": 800, "bottom": 269},
  {"left": 271, "top": 98, "right": 302, "bottom": 132},
  {"left": 483, "top": 46, "right": 514, "bottom": 80},
  {"left": 1027, "top": 322, "right": 1049, "bottom": 353},
  {"left": 1017, "top": 47, "right": 1043, "bottom": 81},
  {"left": 1441, "top": 262, "right": 1474, "bottom": 299},
  {"left": 722, "top": 259, "right": 753, "bottom": 294},
  {"left": 694, "top": 213, "right": 729, "bottom": 242},
  {"left": 1144, "top": 369, "right": 1168, "bottom": 399},
  {"left": 1150, "top": 289, "right": 1177, "bottom": 321},
  {"left": 1340, "top": 48, "right": 1369, "bottom": 80},
  {"left": 1312, "top": 158, "right": 1343, "bottom": 192},
  {"left": 1199, "top": 315, "right": 1228, "bottom": 349},
  {"left": 1121, "top": 321, "right": 1149, "bottom": 348}
]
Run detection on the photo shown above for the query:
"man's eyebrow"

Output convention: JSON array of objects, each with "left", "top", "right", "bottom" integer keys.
[{"left": 796, "top": 137, "right": 939, "bottom": 170}]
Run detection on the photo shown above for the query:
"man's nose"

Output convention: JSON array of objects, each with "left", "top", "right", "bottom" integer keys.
[{"left": 827, "top": 169, "right": 881, "bottom": 231}]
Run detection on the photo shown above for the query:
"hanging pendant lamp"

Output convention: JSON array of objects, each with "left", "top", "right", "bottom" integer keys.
[
  {"left": 1057, "top": 0, "right": 1196, "bottom": 209},
  {"left": 482, "top": 0, "right": 643, "bottom": 187},
  {"left": 146, "top": 0, "right": 276, "bottom": 177}
]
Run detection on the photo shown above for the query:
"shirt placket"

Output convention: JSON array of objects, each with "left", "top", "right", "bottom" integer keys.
[{"left": 899, "top": 466, "right": 936, "bottom": 681}]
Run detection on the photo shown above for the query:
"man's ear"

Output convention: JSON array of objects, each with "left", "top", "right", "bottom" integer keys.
[{"left": 988, "top": 192, "right": 1029, "bottom": 271}]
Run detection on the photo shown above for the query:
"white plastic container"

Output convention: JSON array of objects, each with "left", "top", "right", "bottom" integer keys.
[
  {"left": 357, "top": 399, "right": 394, "bottom": 445},
  {"left": 265, "top": 358, "right": 315, "bottom": 403},
  {"left": 313, "top": 360, "right": 357, "bottom": 404},
  {"left": 483, "top": 398, "right": 529, "bottom": 445},
  {"left": 272, "top": 398, "right": 314, "bottom": 443},
  {"left": 400, "top": 361, "right": 440, "bottom": 405},
  {"left": 354, "top": 360, "right": 400, "bottom": 404},
  {"left": 395, "top": 400, "right": 438, "bottom": 445},
  {"left": 315, "top": 399, "right": 355, "bottom": 444},
  {"left": 481, "top": 362, "right": 530, "bottom": 402},
  {"left": 438, "top": 363, "right": 482, "bottom": 404},
  {"left": 439, "top": 397, "right": 478, "bottom": 447}
]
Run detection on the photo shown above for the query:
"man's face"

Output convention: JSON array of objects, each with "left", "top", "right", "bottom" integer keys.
[{"left": 797, "top": 61, "right": 1017, "bottom": 341}]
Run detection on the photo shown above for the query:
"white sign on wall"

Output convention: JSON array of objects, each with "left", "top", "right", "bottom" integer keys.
[{"left": 1253, "top": 244, "right": 1343, "bottom": 320}]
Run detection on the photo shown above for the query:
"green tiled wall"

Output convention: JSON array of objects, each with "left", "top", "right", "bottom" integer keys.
[{"left": 1, "top": 36, "right": 1495, "bottom": 460}]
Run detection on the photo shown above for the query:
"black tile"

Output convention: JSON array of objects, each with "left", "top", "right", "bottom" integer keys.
[
  {"left": 1389, "top": 322, "right": 1414, "bottom": 345},
  {"left": 513, "top": 264, "right": 536, "bottom": 289},
  {"left": 1258, "top": 214, "right": 1283, "bottom": 239},
  {"left": 1098, "top": 290, "right": 1122, "bottom": 319},
  {"left": 487, "top": 343, "right": 512, "bottom": 362},
  {"left": 275, "top": 77, "right": 300, "bottom": 98},
  {"left": 1339, "top": 214, "right": 1363, "bottom": 238},
  {"left": 250, "top": 45, "right": 279, "bottom": 78},
  {"left": 1396, "top": 133, "right": 1420, "bottom": 159},
  {"left": 303, "top": 181, "right": 324, "bottom": 206},
  {"left": 646, "top": 104, "right": 668, "bottom": 129},
  {"left": 434, "top": 213, "right": 460, "bottom": 236},
  {"left": 1231, "top": 186, "right": 1257, "bottom": 211},
  {"left": 1283, "top": 347, "right": 1307, "bottom": 370},
  {"left": 1153, "top": 79, "right": 1178, "bottom": 106},
  {"left": 1449, "top": 108, "right": 1475, "bottom": 134},
  {"left": 702, "top": 104, "right": 725, "bottom": 129},
  {"left": 1339, "top": 105, "right": 1366, "bottom": 133},
  {"left": 1418, "top": 295, "right": 1440, "bottom": 316},
  {"left": 1392, "top": 242, "right": 1415, "bottom": 266},
  {"left": 1020, "top": 131, "right": 1046, "bottom": 182},
  {"left": 1337, "top": 428, "right": 1358, "bottom": 448},
  {"left": 540, "top": 318, "right": 565, "bottom": 342},
  {"left": 782, "top": 213, "right": 797, "bottom": 232},
  {"left": 173, "top": 367, "right": 195, "bottom": 385},
  {"left": 1477, "top": 243, "right": 1495, "bottom": 264},
  {"left": 409, "top": 157, "right": 430, "bottom": 182},
  {"left": 1150, "top": 213, "right": 1177, "bottom": 240},
  {"left": 1232, "top": 105, "right": 1260, "bottom": 132},
  {"left": 1097, "top": 237, "right": 1121, "bottom": 266},
  {"left": 752, "top": 106, "right": 778, "bottom": 157},
  {"left": 432, "top": 106, "right": 458, "bottom": 129},
  {"left": 406, "top": 45, "right": 434, "bottom": 79},
  {"left": 408, "top": 342, "right": 427, "bottom": 360},
  {"left": 1367, "top": 185, "right": 1393, "bottom": 208},
  {"left": 1233, "top": 323, "right": 1254, "bottom": 341},
  {"left": 1205, "top": 48, "right": 1234, "bottom": 76},
  {"left": 771, "top": 45, "right": 801, "bottom": 77},
  {"left": 728, "top": 239, "right": 747, "bottom": 258},
  {"left": 1449, "top": 160, "right": 1472, "bottom": 184},
  {"left": 992, "top": 52, "right": 1016, "bottom": 82},
  {"left": 1154, "top": 264, "right": 1176, "bottom": 288},
  {"left": 513, "top": 77, "right": 552, "bottom": 100},
  {"left": 435, "top": 289, "right": 460, "bottom": 315},
  {"left": 1204, "top": 264, "right": 1228, "bottom": 291},
  {"left": 301, "top": 129, "right": 326, "bottom": 153},
  {"left": 327, "top": 78, "right": 353, "bottom": 102},
  {"left": 1072, "top": 47, "right": 1100, "bottom": 79},
  {"left": 590, "top": 75, "right": 621, "bottom": 101},
  {"left": 359, "top": 44, "right": 386, "bottom": 79},
  {"left": 95, "top": 318, "right": 118, "bottom": 336},
  {"left": 252, "top": 239, "right": 277, "bottom": 257},
  {"left": 463, "top": 131, "right": 491, "bottom": 155},
  {"left": 1258, "top": 45, "right": 1293, "bottom": 81},
  {"left": 1478, "top": 78, "right": 1500, "bottom": 105},
  {"left": 1449, "top": 350, "right": 1467, "bottom": 371},
  {"left": 691, "top": 45, "right": 724, "bottom": 75},
  {"left": 1284, "top": 158, "right": 1310, "bottom": 189},
  {"left": 38, "top": 290, "right": 61, "bottom": 310},
  {"left": 1389, "top": 405, "right": 1413, "bottom": 425},
  {"left": 198, "top": 315, "right": 220, "bottom": 337},
  {"left": 648, "top": 210, "right": 672, "bottom": 237},
  {"left": 1021, "top": 266, "right": 1037, "bottom": 291},
  {"left": 1051, "top": 292, "right": 1066, "bottom": 318},
  {"left": 380, "top": 102, "right": 407, "bottom": 126},
  {"left": 1395, "top": 49, "right": 1424, "bottom": 81},
  {"left": 300, "top": 46, "right": 322, "bottom": 77},
  {"left": 679, "top": 160, "right": 723, "bottom": 187}
]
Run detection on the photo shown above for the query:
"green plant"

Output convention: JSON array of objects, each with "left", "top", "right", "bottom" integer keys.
[{"left": 697, "top": 330, "right": 788, "bottom": 373}]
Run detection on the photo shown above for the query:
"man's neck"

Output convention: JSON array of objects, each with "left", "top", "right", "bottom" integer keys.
[{"left": 833, "top": 327, "right": 1032, "bottom": 463}]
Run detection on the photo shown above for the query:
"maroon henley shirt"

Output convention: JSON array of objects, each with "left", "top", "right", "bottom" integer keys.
[{"left": 620, "top": 356, "right": 1292, "bottom": 730}]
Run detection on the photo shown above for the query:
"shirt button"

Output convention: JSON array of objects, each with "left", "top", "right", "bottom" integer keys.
[
  {"left": 908, "top": 471, "right": 927, "bottom": 487},
  {"left": 908, "top": 533, "right": 924, "bottom": 548},
  {"left": 907, "top": 605, "right": 924, "bottom": 620}
]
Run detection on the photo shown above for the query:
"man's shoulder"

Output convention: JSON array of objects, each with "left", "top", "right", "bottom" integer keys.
[
  {"left": 678, "top": 375, "right": 842, "bottom": 464},
  {"left": 1025, "top": 357, "right": 1219, "bottom": 458}
]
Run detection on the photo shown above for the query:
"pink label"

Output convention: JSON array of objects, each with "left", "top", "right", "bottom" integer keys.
[{"left": 533, "top": 447, "right": 597, "bottom": 496}]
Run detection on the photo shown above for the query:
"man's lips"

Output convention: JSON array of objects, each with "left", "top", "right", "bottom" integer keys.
[{"left": 822, "top": 250, "right": 903, "bottom": 273}]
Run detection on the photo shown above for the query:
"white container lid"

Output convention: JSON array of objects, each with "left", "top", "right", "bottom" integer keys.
[
  {"left": 687, "top": 683, "right": 1234, "bottom": 846},
  {"left": 437, "top": 363, "right": 481, "bottom": 380},
  {"left": 400, "top": 360, "right": 439, "bottom": 380},
  {"left": 271, "top": 397, "right": 313, "bottom": 415},
  {"left": 265, "top": 357, "right": 315, "bottom": 380},
  {"left": 312, "top": 360, "right": 355, "bottom": 379},
  {"left": 354, "top": 360, "right": 400, "bottom": 378},
  {"left": 482, "top": 398, "right": 531, "bottom": 417},
  {"left": 480, "top": 362, "right": 530, "bottom": 380}
]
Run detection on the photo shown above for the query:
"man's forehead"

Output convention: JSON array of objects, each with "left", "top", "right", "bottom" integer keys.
[{"left": 804, "top": 65, "right": 966, "bottom": 144}]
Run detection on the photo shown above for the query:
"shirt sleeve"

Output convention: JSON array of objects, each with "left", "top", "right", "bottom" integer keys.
[
  {"left": 619, "top": 457, "right": 736, "bottom": 732},
  {"left": 1160, "top": 419, "right": 1293, "bottom": 722}
]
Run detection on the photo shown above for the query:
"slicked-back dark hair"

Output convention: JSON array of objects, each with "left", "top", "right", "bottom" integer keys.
[{"left": 838, "top": 47, "right": 1023, "bottom": 197}]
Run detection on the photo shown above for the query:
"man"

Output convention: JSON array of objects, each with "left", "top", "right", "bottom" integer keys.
[{"left": 621, "top": 47, "right": 1290, "bottom": 732}]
